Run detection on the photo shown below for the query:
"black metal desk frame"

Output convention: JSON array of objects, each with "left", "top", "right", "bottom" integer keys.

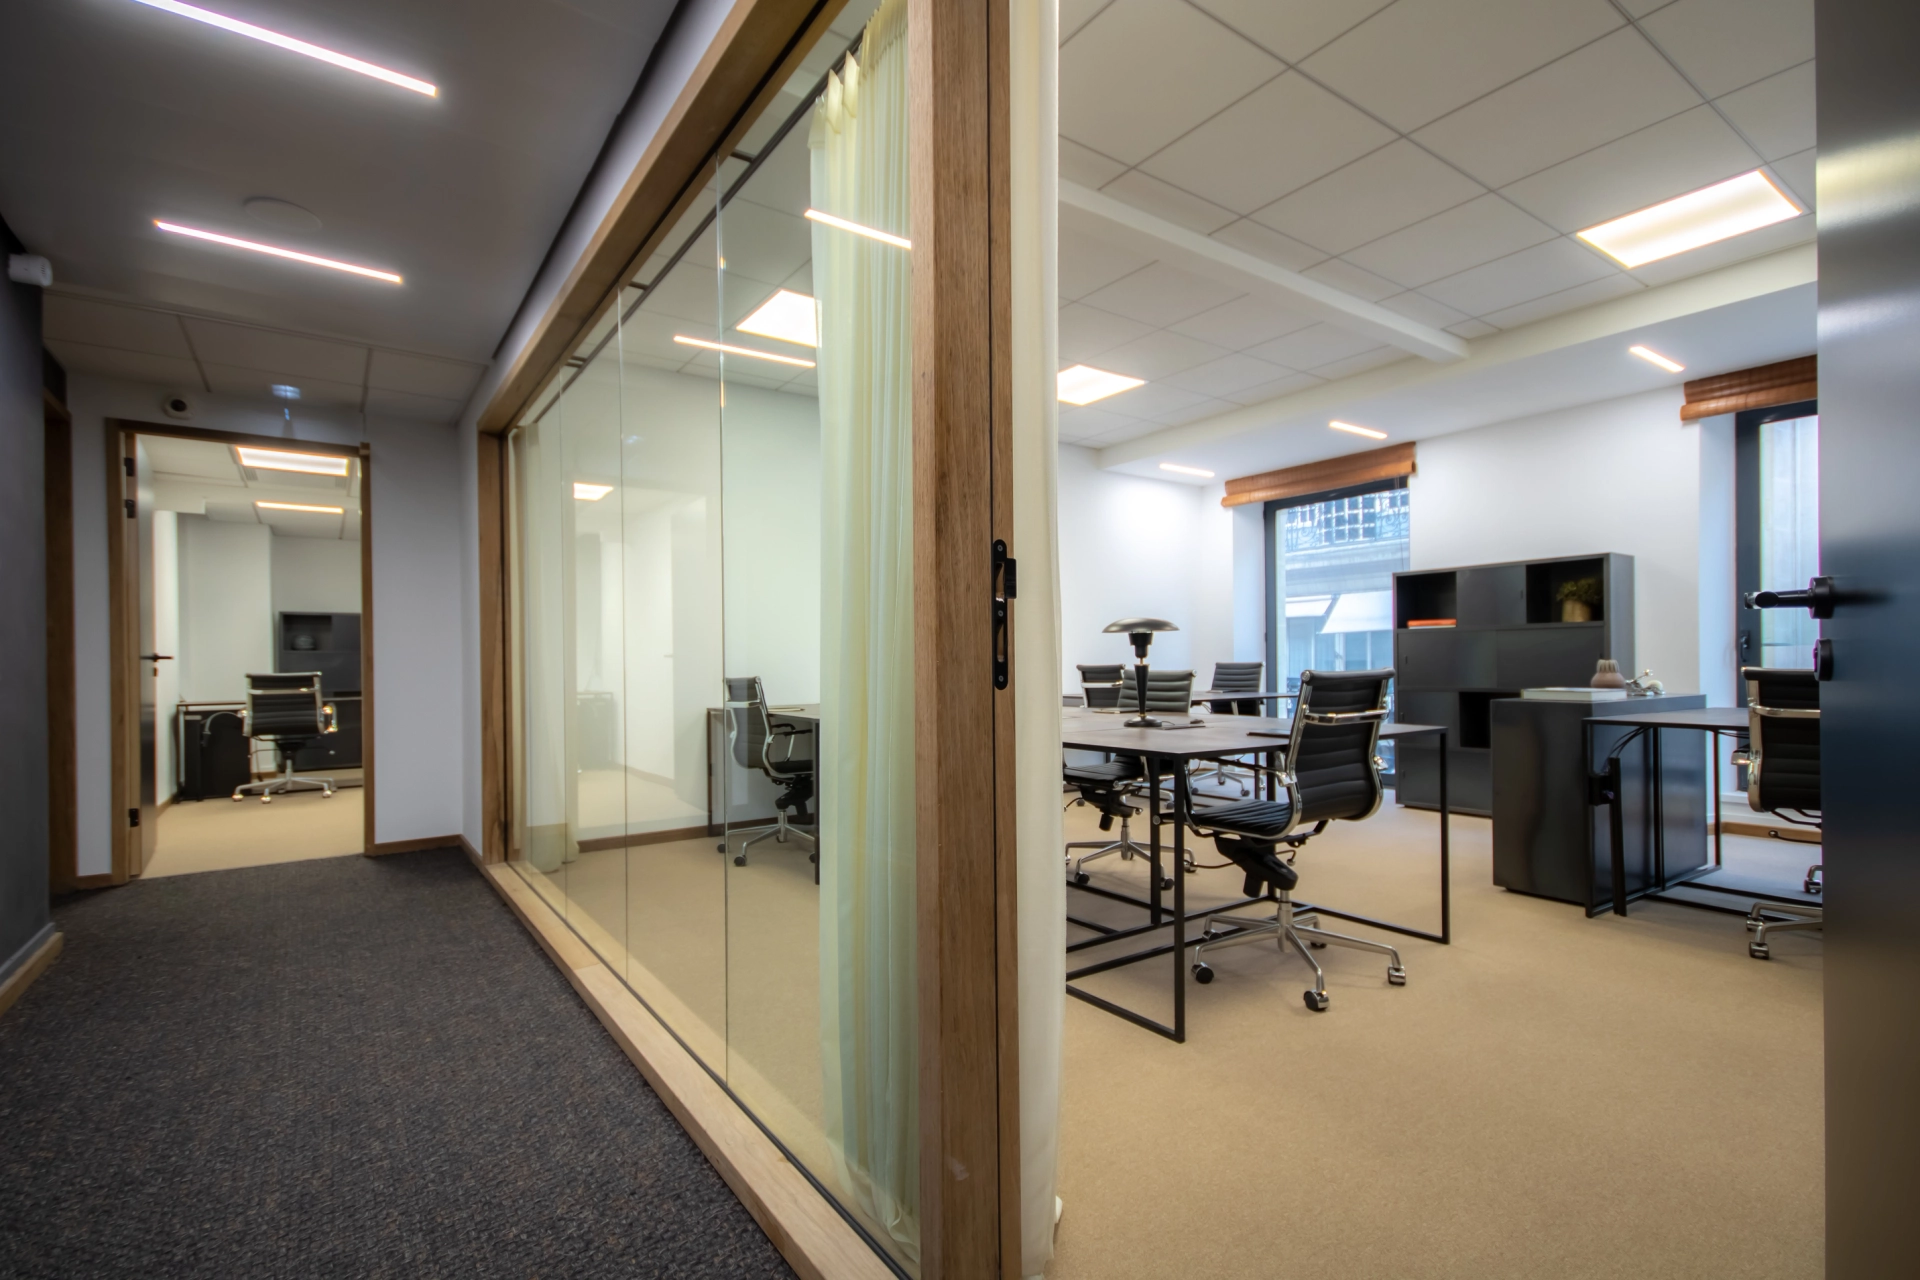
[{"left": 1064, "top": 719, "right": 1450, "bottom": 1042}]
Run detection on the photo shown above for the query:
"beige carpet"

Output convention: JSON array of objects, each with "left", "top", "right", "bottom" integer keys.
[
  {"left": 1052, "top": 795, "right": 1823, "bottom": 1280},
  {"left": 145, "top": 778, "right": 365, "bottom": 878}
]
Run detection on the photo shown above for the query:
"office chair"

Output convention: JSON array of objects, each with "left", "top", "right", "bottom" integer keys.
[
  {"left": 233, "top": 672, "right": 337, "bottom": 802},
  {"left": 1200, "top": 661, "right": 1265, "bottom": 796},
  {"left": 1185, "top": 667, "right": 1406, "bottom": 1011},
  {"left": 720, "top": 676, "right": 817, "bottom": 874},
  {"left": 1076, "top": 664, "right": 1126, "bottom": 709},
  {"left": 1740, "top": 666, "right": 1822, "bottom": 960},
  {"left": 1120, "top": 667, "right": 1195, "bottom": 717},
  {"left": 1065, "top": 665, "right": 1153, "bottom": 884}
]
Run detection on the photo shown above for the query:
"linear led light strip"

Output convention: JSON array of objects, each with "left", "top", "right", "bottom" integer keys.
[
  {"left": 257, "top": 500, "right": 344, "bottom": 514},
  {"left": 1330, "top": 420, "right": 1387, "bottom": 440},
  {"left": 129, "top": 0, "right": 437, "bottom": 96},
  {"left": 236, "top": 446, "right": 350, "bottom": 476},
  {"left": 672, "top": 335, "right": 815, "bottom": 368},
  {"left": 157, "top": 221, "right": 402, "bottom": 283},
  {"left": 1159, "top": 463, "right": 1214, "bottom": 478},
  {"left": 804, "top": 209, "right": 911, "bottom": 250},
  {"left": 1629, "top": 345, "right": 1685, "bottom": 373}
]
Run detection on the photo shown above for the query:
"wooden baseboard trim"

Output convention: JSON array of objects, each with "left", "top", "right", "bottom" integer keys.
[
  {"left": 575, "top": 824, "right": 714, "bottom": 854},
  {"left": 459, "top": 833, "right": 483, "bottom": 867},
  {"left": 480, "top": 864, "right": 893, "bottom": 1280},
  {"left": 1720, "top": 819, "right": 1822, "bottom": 846},
  {"left": 367, "top": 835, "right": 462, "bottom": 856},
  {"left": 60, "top": 872, "right": 117, "bottom": 892},
  {"left": 0, "top": 929, "right": 63, "bottom": 1020}
]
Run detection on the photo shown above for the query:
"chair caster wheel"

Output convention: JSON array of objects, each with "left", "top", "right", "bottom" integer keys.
[
  {"left": 1159, "top": 877, "right": 1175, "bottom": 892},
  {"left": 260, "top": 796, "right": 271, "bottom": 804},
  {"left": 734, "top": 855, "right": 747, "bottom": 867},
  {"left": 1308, "top": 940, "right": 1326, "bottom": 949},
  {"left": 322, "top": 790, "right": 334, "bottom": 798},
  {"left": 1303, "top": 990, "right": 1330, "bottom": 1012},
  {"left": 1387, "top": 966, "right": 1407, "bottom": 986},
  {"left": 1072, "top": 871, "right": 1089, "bottom": 886},
  {"left": 1191, "top": 964, "right": 1214, "bottom": 984},
  {"left": 231, "top": 795, "right": 243, "bottom": 802},
  {"left": 718, "top": 843, "right": 727, "bottom": 853},
  {"left": 1749, "top": 942, "right": 1771, "bottom": 960}
]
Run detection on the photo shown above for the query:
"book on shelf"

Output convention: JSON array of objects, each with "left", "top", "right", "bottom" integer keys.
[
  {"left": 1405, "top": 618, "right": 1457, "bottom": 628},
  {"left": 1520, "top": 687, "right": 1628, "bottom": 701}
]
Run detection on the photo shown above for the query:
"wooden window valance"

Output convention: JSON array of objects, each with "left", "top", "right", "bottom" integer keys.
[
  {"left": 1221, "top": 441, "right": 1416, "bottom": 508},
  {"left": 1681, "top": 356, "right": 1816, "bottom": 421}
]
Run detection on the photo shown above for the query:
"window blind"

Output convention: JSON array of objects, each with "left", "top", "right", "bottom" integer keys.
[
  {"left": 1681, "top": 355, "right": 1816, "bottom": 421},
  {"left": 1221, "top": 441, "right": 1416, "bottom": 508}
]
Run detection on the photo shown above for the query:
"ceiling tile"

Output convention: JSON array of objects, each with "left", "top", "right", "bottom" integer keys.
[
  {"left": 1078, "top": 261, "right": 1245, "bottom": 327},
  {"left": 1344, "top": 193, "right": 1559, "bottom": 288},
  {"left": 44, "top": 295, "right": 192, "bottom": 357},
  {"left": 1446, "top": 318, "right": 1500, "bottom": 338},
  {"left": 1499, "top": 105, "right": 1761, "bottom": 232},
  {"left": 1476, "top": 273, "right": 1643, "bottom": 328},
  {"left": 45, "top": 340, "right": 203, "bottom": 389},
  {"left": 1769, "top": 148, "right": 1816, "bottom": 208},
  {"left": 1084, "top": 418, "right": 1169, "bottom": 447},
  {"left": 1059, "top": 301, "right": 1156, "bottom": 363},
  {"left": 1152, "top": 395, "right": 1237, "bottom": 427},
  {"left": 1250, "top": 140, "right": 1484, "bottom": 256},
  {"left": 638, "top": 262, "right": 720, "bottom": 328},
  {"left": 1162, "top": 352, "right": 1298, "bottom": 397},
  {"left": 1095, "top": 329, "right": 1232, "bottom": 380},
  {"left": 1057, "top": 404, "right": 1139, "bottom": 443},
  {"left": 202, "top": 363, "right": 361, "bottom": 406},
  {"left": 1620, "top": 0, "right": 1672, "bottom": 15},
  {"left": 144, "top": 435, "right": 239, "bottom": 480},
  {"left": 1206, "top": 220, "right": 1328, "bottom": 272},
  {"left": 1714, "top": 61, "right": 1815, "bottom": 161},
  {"left": 1638, "top": 0, "right": 1814, "bottom": 99},
  {"left": 1100, "top": 170, "right": 1238, "bottom": 234},
  {"left": 1187, "top": 0, "right": 1396, "bottom": 62},
  {"left": 1301, "top": 257, "right": 1402, "bottom": 302},
  {"left": 1059, "top": 232, "right": 1158, "bottom": 301},
  {"left": 716, "top": 199, "right": 811, "bottom": 287},
  {"left": 1247, "top": 322, "right": 1382, "bottom": 370},
  {"left": 1378, "top": 290, "right": 1471, "bottom": 328},
  {"left": 1224, "top": 370, "right": 1323, "bottom": 406},
  {"left": 365, "top": 386, "right": 465, "bottom": 424},
  {"left": 1139, "top": 73, "right": 1395, "bottom": 214},
  {"left": 366, "top": 350, "right": 483, "bottom": 400},
  {"left": 1060, "top": 137, "right": 1129, "bottom": 188},
  {"left": 1100, "top": 381, "right": 1211, "bottom": 421},
  {"left": 1312, "top": 346, "right": 1407, "bottom": 379},
  {"left": 1301, "top": 0, "right": 1625, "bottom": 132},
  {"left": 1420, "top": 238, "right": 1619, "bottom": 316},
  {"left": 1625, "top": 211, "right": 1814, "bottom": 286},
  {"left": 1060, "top": 0, "right": 1283, "bottom": 164},
  {"left": 1169, "top": 294, "right": 1319, "bottom": 348},
  {"left": 182, "top": 319, "right": 366, "bottom": 383},
  {"left": 1060, "top": 0, "right": 1115, "bottom": 42},
  {"left": 1411, "top": 27, "right": 1703, "bottom": 189}
]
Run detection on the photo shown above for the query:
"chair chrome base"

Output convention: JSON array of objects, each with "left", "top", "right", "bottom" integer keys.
[
  {"left": 1065, "top": 807, "right": 1175, "bottom": 890},
  {"left": 233, "top": 759, "right": 334, "bottom": 803},
  {"left": 1188, "top": 890, "right": 1405, "bottom": 1011},
  {"left": 727, "top": 809, "right": 817, "bottom": 868},
  {"left": 1746, "top": 900, "right": 1822, "bottom": 959}
]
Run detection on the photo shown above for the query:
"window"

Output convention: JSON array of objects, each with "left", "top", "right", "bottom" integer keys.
[
  {"left": 1265, "top": 480, "right": 1410, "bottom": 694},
  {"left": 1735, "top": 402, "right": 1819, "bottom": 686}
]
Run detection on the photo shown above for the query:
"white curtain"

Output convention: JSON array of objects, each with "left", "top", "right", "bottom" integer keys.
[
  {"left": 1011, "top": 0, "right": 1063, "bottom": 1274},
  {"left": 513, "top": 418, "right": 576, "bottom": 873},
  {"left": 812, "top": 0, "right": 919, "bottom": 1261}
]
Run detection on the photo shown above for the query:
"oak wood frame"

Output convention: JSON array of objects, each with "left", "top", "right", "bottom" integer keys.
[{"left": 104, "top": 420, "right": 373, "bottom": 880}]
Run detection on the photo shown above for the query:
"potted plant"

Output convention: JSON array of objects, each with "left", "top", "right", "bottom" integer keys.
[{"left": 1556, "top": 576, "right": 1602, "bottom": 622}]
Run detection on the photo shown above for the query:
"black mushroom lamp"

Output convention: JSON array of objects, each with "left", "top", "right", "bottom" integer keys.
[{"left": 1104, "top": 616, "right": 1180, "bottom": 727}]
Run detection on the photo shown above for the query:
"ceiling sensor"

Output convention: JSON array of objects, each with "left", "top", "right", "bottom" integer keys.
[
  {"left": 161, "top": 393, "right": 194, "bottom": 420},
  {"left": 244, "top": 198, "right": 322, "bottom": 233}
]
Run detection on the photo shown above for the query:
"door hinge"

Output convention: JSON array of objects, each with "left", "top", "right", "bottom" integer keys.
[
  {"left": 128, "top": 807, "right": 140, "bottom": 828},
  {"left": 992, "top": 539, "right": 1016, "bottom": 690},
  {"left": 123, "top": 456, "right": 134, "bottom": 477},
  {"left": 124, "top": 498, "right": 136, "bottom": 519}
]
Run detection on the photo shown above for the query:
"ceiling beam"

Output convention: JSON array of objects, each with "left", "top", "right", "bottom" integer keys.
[{"left": 1059, "top": 180, "right": 1468, "bottom": 364}]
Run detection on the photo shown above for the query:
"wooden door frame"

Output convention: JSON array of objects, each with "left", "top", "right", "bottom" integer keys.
[{"left": 104, "top": 419, "right": 374, "bottom": 880}]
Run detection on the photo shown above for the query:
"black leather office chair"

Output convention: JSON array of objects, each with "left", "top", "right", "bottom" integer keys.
[
  {"left": 1185, "top": 667, "right": 1405, "bottom": 1011},
  {"left": 1120, "top": 667, "right": 1194, "bottom": 716},
  {"left": 1741, "top": 666, "right": 1822, "bottom": 960},
  {"left": 234, "top": 671, "right": 337, "bottom": 802},
  {"left": 1076, "top": 664, "right": 1126, "bottom": 709},
  {"left": 1065, "top": 665, "right": 1154, "bottom": 885},
  {"left": 1206, "top": 661, "right": 1265, "bottom": 715},
  {"left": 721, "top": 676, "right": 816, "bottom": 874}
]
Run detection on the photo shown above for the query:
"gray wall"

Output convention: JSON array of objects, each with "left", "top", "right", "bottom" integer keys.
[{"left": 0, "top": 217, "right": 53, "bottom": 979}]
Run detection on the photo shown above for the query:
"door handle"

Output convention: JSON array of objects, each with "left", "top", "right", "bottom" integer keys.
[
  {"left": 1743, "top": 575, "right": 1837, "bottom": 619},
  {"left": 140, "top": 653, "right": 175, "bottom": 661}
]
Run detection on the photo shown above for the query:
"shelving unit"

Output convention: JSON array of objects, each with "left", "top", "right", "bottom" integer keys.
[{"left": 1392, "top": 553, "right": 1632, "bottom": 815}]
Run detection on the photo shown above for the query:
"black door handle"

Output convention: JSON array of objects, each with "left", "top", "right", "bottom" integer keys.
[
  {"left": 140, "top": 653, "right": 175, "bottom": 661},
  {"left": 1744, "top": 575, "right": 1837, "bottom": 619}
]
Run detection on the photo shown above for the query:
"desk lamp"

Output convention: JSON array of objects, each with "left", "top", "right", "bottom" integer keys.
[{"left": 1104, "top": 616, "right": 1179, "bottom": 727}]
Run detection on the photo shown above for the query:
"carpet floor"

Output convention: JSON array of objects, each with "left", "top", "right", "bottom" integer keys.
[{"left": 0, "top": 849, "right": 794, "bottom": 1280}]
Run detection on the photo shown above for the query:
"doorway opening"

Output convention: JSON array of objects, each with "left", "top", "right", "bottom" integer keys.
[{"left": 108, "top": 422, "right": 372, "bottom": 880}]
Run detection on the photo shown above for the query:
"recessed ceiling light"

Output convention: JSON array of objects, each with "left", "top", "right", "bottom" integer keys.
[
  {"left": 1629, "top": 345, "right": 1686, "bottom": 374},
  {"left": 804, "top": 209, "right": 912, "bottom": 250},
  {"left": 573, "top": 483, "right": 613, "bottom": 502},
  {"left": 1158, "top": 462, "right": 1215, "bottom": 478},
  {"left": 236, "top": 446, "right": 349, "bottom": 476},
  {"left": 1577, "top": 170, "right": 1800, "bottom": 268},
  {"left": 128, "top": 0, "right": 437, "bottom": 96},
  {"left": 1057, "top": 365, "right": 1145, "bottom": 405},
  {"left": 270, "top": 384, "right": 301, "bottom": 400},
  {"left": 1330, "top": 420, "right": 1388, "bottom": 440},
  {"left": 736, "top": 289, "right": 818, "bottom": 347},
  {"left": 672, "top": 335, "right": 816, "bottom": 368},
  {"left": 156, "top": 221, "right": 401, "bottom": 283},
  {"left": 256, "top": 500, "right": 344, "bottom": 514}
]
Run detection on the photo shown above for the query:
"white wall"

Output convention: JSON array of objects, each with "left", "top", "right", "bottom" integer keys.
[
  {"left": 271, "top": 537, "right": 362, "bottom": 615},
  {"left": 152, "top": 511, "right": 180, "bottom": 803},
  {"left": 176, "top": 517, "right": 274, "bottom": 703},
  {"left": 66, "top": 375, "right": 469, "bottom": 872},
  {"left": 721, "top": 381, "right": 822, "bottom": 703},
  {"left": 1405, "top": 386, "right": 1734, "bottom": 698}
]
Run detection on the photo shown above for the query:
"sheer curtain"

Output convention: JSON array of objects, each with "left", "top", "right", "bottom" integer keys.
[
  {"left": 811, "top": 0, "right": 919, "bottom": 1259},
  {"left": 514, "top": 418, "right": 575, "bottom": 874}
]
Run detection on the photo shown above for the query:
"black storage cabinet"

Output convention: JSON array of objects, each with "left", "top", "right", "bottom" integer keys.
[{"left": 277, "top": 612, "right": 361, "bottom": 697}]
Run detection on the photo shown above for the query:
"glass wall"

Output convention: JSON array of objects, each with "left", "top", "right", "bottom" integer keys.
[
  {"left": 1757, "top": 413, "right": 1820, "bottom": 667},
  {"left": 506, "top": 0, "right": 921, "bottom": 1267}
]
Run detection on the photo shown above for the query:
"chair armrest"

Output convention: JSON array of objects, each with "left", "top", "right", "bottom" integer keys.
[{"left": 1300, "top": 708, "right": 1389, "bottom": 725}]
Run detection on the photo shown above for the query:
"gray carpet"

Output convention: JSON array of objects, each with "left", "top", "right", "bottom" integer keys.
[{"left": 0, "top": 849, "right": 796, "bottom": 1279}]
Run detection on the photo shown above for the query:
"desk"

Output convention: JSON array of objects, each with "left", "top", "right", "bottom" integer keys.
[
  {"left": 1187, "top": 688, "right": 1294, "bottom": 708},
  {"left": 1062, "top": 709, "right": 1450, "bottom": 1041},
  {"left": 1584, "top": 707, "right": 1779, "bottom": 918}
]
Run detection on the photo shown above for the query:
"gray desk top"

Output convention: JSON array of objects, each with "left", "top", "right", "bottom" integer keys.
[
  {"left": 1188, "top": 689, "right": 1292, "bottom": 703},
  {"left": 1063, "top": 708, "right": 1440, "bottom": 759},
  {"left": 1585, "top": 706, "right": 1748, "bottom": 731}
]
